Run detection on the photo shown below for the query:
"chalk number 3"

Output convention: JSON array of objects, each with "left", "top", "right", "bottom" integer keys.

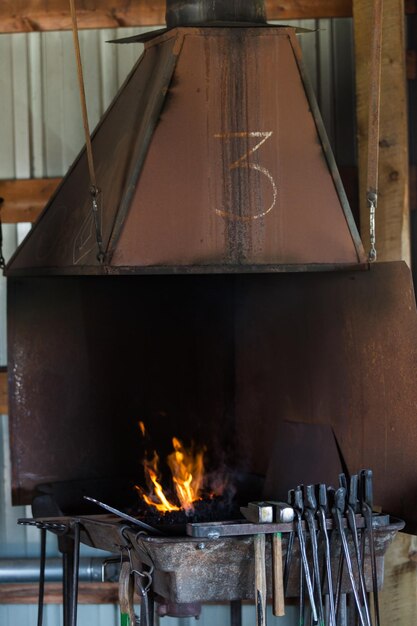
[{"left": 214, "top": 131, "right": 277, "bottom": 221}]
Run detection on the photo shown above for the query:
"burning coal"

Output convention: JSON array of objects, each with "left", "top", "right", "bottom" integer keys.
[{"left": 136, "top": 422, "right": 228, "bottom": 515}]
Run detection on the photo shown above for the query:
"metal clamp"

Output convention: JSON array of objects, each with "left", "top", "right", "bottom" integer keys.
[{"left": 367, "top": 191, "right": 377, "bottom": 263}]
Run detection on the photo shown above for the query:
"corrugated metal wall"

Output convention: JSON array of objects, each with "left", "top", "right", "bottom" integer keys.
[{"left": 0, "top": 19, "right": 356, "bottom": 625}]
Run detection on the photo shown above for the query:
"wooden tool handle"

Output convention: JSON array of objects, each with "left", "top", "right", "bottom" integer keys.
[
  {"left": 254, "top": 534, "right": 267, "bottom": 626},
  {"left": 272, "top": 532, "right": 285, "bottom": 617}
]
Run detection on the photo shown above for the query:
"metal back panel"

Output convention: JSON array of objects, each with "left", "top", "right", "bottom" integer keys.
[{"left": 8, "top": 263, "right": 417, "bottom": 530}]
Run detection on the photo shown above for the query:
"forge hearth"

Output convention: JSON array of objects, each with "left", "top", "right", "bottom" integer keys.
[{"left": 21, "top": 513, "right": 403, "bottom": 605}]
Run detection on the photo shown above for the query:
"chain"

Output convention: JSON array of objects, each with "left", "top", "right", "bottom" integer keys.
[
  {"left": 0, "top": 198, "right": 6, "bottom": 271},
  {"left": 368, "top": 192, "right": 377, "bottom": 263},
  {"left": 90, "top": 186, "right": 105, "bottom": 263}
]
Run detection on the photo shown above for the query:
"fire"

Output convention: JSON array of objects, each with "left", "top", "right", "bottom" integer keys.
[{"left": 137, "top": 436, "right": 205, "bottom": 514}]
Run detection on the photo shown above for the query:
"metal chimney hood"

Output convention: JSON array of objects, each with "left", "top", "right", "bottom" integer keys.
[{"left": 6, "top": 0, "right": 366, "bottom": 277}]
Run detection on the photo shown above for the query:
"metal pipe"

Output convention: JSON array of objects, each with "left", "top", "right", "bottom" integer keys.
[
  {"left": 165, "top": 0, "right": 267, "bottom": 28},
  {"left": 0, "top": 557, "right": 115, "bottom": 583}
]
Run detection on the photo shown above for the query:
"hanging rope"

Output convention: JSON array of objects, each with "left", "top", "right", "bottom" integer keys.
[
  {"left": 366, "top": 0, "right": 384, "bottom": 263},
  {"left": 69, "top": 0, "right": 105, "bottom": 263}
]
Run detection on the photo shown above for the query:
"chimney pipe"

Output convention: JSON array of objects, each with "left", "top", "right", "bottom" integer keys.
[{"left": 165, "top": 0, "right": 267, "bottom": 28}]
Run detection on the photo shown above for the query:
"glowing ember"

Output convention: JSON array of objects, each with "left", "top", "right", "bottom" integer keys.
[{"left": 136, "top": 434, "right": 206, "bottom": 514}]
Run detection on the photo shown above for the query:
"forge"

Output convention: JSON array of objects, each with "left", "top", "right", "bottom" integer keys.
[{"left": 5, "top": 0, "right": 417, "bottom": 624}]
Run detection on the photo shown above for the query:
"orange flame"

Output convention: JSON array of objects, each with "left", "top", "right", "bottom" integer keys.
[
  {"left": 137, "top": 436, "right": 205, "bottom": 514},
  {"left": 138, "top": 421, "right": 146, "bottom": 437}
]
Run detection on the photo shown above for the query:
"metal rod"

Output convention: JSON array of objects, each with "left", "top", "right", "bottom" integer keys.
[
  {"left": 230, "top": 600, "right": 242, "bottom": 626},
  {"left": 0, "top": 557, "right": 115, "bottom": 583},
  {"left": 37, "top": 528, "right": 47, "bottom": 626},
  {"left": 283, "top": 530, "right": 294, "bottom": 594},
  {"left": 84, "top": 497, "right": 162, "bottom": 535},
  {"left": 362, "top": 504, "right": 380, "bottom": 626},
  {"left": 317, "top": 508, "right": 336, "bottom": 626},
  {"left": 333, "top": 507, "right": 366, "bottom": 626},
  {"left": 346, "top": 507, "right": 371, "bottom": 626},
  {"left": 70, "top": 524, "right": 81, "bottom": 626},
  {"left": 63, "top": 549, "right": 73, "bottom": 626}
]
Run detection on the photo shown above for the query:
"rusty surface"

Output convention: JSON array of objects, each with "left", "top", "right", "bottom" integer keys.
[
  {"left": 6, "top": 33, "right": 179, "bottom": 274},
  {"left": 234, "top": 261, "right": 417, "bottom": 531},
  {"left": 8, "top": 262, "right": 417, "bottom": 531},
  {"left": 28, "top": 514, "right": 403, "bottom": 602},
  {"left": 7, "top": 26, "right": 365, "bottom": 276},
  {"left": 114, "top": 27, "right": 364, "bottom": 269},
  {"left": 7, "top": 275, "right": 236, "bottom": 503}
]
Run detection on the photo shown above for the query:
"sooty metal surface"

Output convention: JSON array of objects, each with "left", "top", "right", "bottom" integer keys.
[
  {"left": 165, "top": 0, "right": 267, "bottom": 27},
  {"left": 26, "top": 514, "right": 404, "bottom": 603},
  {"left": 8, "top": 262, "right": 417, "bottom": 533},
  {"left": 6, "top": 26, "right": 364, "bottom": 275}
]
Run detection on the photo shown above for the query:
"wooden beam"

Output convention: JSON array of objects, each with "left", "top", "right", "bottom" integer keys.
[
  {"left": 0, "top": 178, "right": 61, "bottom": 224},
  {"left": 0, "top": 582, "right": 119, "bottom": 604},
  {"left": 0, "top": 368, "right": 7, "bottom": 415},
  {"left": 378, "top": 533, "right": 417, "bottom": 625},
  {"left": 353, "top": 0, "right": 410, "bottom": 263},
  {"left": 0, "top": 1, "right": 353, "bottom": 34}
]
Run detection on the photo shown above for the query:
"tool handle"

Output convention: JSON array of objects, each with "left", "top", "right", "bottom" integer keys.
[
  {"left": 360, "top": 469, "right": 374, "bottom": 509},
  {"left": 349, "top": 474, "right": 359, "bottom": 511},
  {"left": 272, "top": 533, "right": 285, "bottom": 617},
  {"left": 119, "top": 561, "right": 136, "bottom": 626},
  {"left": 305, "top": 485, "right": 317, "bottom": 511},
  {"left": 254, "top": 534, "right": 267, "bottom": 626}
]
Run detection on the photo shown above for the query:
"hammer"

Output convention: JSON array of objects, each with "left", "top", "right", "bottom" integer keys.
[
  {"left": 266, "top": 501, "right": 294, "bottom": 617},
  {"left": 240, "top": 502, "right": 271, "bottom": 626}
]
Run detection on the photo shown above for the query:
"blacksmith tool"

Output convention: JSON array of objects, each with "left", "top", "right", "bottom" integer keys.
[
  {"left": 360, "top": 469, "right": 380, "bottom": 626},
  {"left": 332, "top": 488, "right": 366, "bottom": 626},
  {"left": 266, "top": 502, "right": 294, "bottom": 617},
  {"left": 316, "top": 485, "right": 336, "bottom": 626},
  {"left": 84, "top": 497, "right": 162, "bottom": 535},
  {"left": 294, "top": 487, "right": 318, "bottom": 624},
  {"left": 119, "top": 561, "right": 138, "bottom": 626},
  {"left": 345, "top": 475, "right": 371, "bottom": 626},
  {"left": 241, "top": 503, "right": 270, "bottom": 626},
  {"left": 328, "top": 485, "right": 344, "bottom": 621},
  {"left": 303, "top": 486, "right": 325, "bottom": 626},
  {"left": 240, "top": 501, "right": 273, "bottom": 524},
  {"left": 283, "top": 491, "right": 295, "bottom": 597},
  {"left": 288, "top": 490, "right": 305, "bottom": 626}
]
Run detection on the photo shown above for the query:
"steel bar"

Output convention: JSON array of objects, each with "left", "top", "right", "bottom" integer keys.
[
  {"left": 70, "top": 523, "right": 80, "bottom": 626},
  {"left": 304, "top": 487, "right": 324, "bottom": 626},
  {"left": 84, "top": 497, "right": 162, "bottom": 534},
  {"left": 362, "top": 504, "right": 380, "bottom": 626},
  {"left": 283, "top": 529, "right": 294, "bottom": 594},
  {"left": 346, "top": 507, "right": 371, "bottom": 626},
  {"left": 230, "top": 600, "right": 242, "bottom": 626},
  {"left": 0, "top": 557, "right": 114, "bottom": 583},
  {"left": 62, "top": 550, "right": 73, "bottom": 626},
  {"left": 37, "top": 528, "right": 47, "bottom": 626},
  {"left": 293, "top": 488, "right": 318, "bottom": 624},
  {"left": 333, "top": 500, "right": 366, "bottom": 626},
  {"left": 317, "top": 485, "right": 336, "bottom": 626}
]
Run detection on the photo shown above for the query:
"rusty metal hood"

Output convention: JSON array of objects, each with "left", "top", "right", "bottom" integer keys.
[{"left": 6, "top": 24, "right": 366, "bottom": 277}]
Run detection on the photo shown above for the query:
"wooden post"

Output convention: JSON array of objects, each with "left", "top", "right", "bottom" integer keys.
[
  {"left": 378, "top": 533, "right": 417, "bottom": 624},
  {"left": 354, "top": 5, "right": 413, "bottom": 622},
  {"left": 353, "top": 0, "right": 410, "bottom": 263}
]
